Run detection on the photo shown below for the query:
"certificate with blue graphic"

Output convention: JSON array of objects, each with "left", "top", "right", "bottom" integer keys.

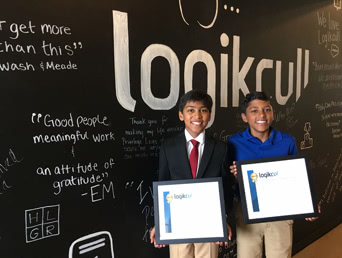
[
  {"left": 153, "top": 178, "right": 228, "bottom": 245},
  {"left": 236, "top": 155, "right": 318, "bottom": 224}
]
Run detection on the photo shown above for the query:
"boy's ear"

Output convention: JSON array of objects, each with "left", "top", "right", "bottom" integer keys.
[
  {"left": 241, "top": 113, "right": 248, "bottom": 123},
  {"left": 179, "top": 111, "right": 184, "bottom": 121}
]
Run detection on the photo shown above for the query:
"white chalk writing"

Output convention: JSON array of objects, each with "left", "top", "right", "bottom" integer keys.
[{"left": 0, "top": 20, "right": 83, "bottom": 72}]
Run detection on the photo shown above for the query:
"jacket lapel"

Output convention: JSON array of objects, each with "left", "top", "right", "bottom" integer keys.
[{"left": 197, "top": 136, "right": 214, "bottom": 178}]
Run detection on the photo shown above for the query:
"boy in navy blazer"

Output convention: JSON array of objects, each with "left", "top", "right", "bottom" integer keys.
[{"left": 150, "top": 89, "right": 233, "bottom": 258}]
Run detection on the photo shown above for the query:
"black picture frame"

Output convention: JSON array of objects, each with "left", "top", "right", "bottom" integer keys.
[
  {"left": 153, "top": 177, "right": 228, "bottom": 245},
  {"left": 236, "top": 154, "right": 318, "bottom": 224}
]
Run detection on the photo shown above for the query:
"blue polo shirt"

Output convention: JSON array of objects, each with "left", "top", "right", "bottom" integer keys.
[
  {"left": 228, "top": 127, "right": 298, "bottom": 162},
  {"left": 228, "top": 127, "right": 298, "bottom": 198}
]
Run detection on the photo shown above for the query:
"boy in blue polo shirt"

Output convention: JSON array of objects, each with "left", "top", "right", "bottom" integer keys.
[{"left": 228, "top": 92, "right": 318, "bottom": 258}]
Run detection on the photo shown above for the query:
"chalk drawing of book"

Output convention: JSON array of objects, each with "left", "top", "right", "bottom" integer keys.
[{"left": 68, "top": 231, "right": 114, "bottom": 258}]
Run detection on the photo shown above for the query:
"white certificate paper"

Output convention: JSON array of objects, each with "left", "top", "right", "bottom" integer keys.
[
  {"left": 153, "top": 178, "right": 228, "bottom": 244},
  {"left": 237, "top": 155, "right": 318, "bottom": 224}
]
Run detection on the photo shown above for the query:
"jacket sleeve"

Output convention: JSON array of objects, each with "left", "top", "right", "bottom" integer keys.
[
  {"left": 221, "top": 142, "right": 234, "bottom": 216},
  {"left": 158, "top": 143, "right": 171, "bottom": 181},
  {"left": 227, "top": 137, "right": 236, "bottom": 166}
]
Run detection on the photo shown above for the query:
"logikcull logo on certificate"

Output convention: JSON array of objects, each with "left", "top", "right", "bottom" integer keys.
[
  {"left": 163, "top": 192, "right": 173, "bottom": 233},
  {"left": 247, "top": 170, "right": 260, "bottom": 212},
  {"left": 247, "top": 170, "right": 279, "bottom": 212},
  {"left": 163, "top": 191, "right": 193, "bottom": 233}
]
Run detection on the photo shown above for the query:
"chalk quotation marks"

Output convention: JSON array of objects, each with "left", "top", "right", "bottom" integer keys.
[
  {"left": 125, "top": 181, "right": 134, "bottom": 189},
  {"left": 73, "top": 42, "right": 83, "bottom": 50},
  {"left": 25, "top": 204, "right": 60, "bottom": 243},
  {"left": 31, "top": 113, "right": 42, "bottom": 123},
  {"left": 69, "top": 231, "right": 115, "bottom": 258}
]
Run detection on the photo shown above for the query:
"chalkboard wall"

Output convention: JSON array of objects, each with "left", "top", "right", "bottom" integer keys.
[{"left": 0, "top": 0, "right": 341, "bottom": 257}]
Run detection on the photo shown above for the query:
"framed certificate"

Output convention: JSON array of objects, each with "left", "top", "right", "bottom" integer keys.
[
  {"left": 236, "top": 154, "right": 318, "bottom": 224},
  {"left": 153, "top": 177, "right": 228, "bottom": 245}
]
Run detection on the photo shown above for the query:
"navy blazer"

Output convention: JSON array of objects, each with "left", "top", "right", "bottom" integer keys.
[{"left": 158, "top": 131, "right": 233, "bottom": 212}]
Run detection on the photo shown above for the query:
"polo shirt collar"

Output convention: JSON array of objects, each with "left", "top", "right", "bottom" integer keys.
[
  {"left": 243, "top": 127, "right": 282, "bottom": 145},
  {"left": 268, "top": 127, "right": 283, "bottom": 144}
]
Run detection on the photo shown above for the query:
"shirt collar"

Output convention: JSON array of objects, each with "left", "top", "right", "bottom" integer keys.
[
  {"left": 243, "top": 128, "right": 254, "bottom": 140},
  {"left": 269, "top": 127, "right": 283, "bottom": 144},
  {"left": 242, "top": 127, "right": 282, "bottom": 145},
  {"left": 184, "top": 129, "right": 205, "bottom": 145}
]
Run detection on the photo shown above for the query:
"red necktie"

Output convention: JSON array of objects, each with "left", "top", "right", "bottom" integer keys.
[{"left": 190, "top": 139, "right": 199, "bottom": 179}]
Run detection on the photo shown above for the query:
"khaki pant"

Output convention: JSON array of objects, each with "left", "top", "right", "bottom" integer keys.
[
  {"left": 169, "top": 243, "right": 219, "bottom": 258},
  {"left": 235, "top": 202, "right": 293, "bottom": 258}
]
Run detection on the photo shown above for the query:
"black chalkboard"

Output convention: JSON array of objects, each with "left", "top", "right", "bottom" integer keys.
[{"left": 0, "top": 0, "right": 341, "bottom": 257}]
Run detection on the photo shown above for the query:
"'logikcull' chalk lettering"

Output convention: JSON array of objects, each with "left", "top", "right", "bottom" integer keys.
[{"left": 113, "top": 10, "right": 310, "bottom": 128}]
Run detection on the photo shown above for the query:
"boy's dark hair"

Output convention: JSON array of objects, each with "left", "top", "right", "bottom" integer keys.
[
  {"left": 241, "top": 91, "right": 270, "bottom": 114},
  {"left": 178, "top": 89, "right": 213, "bottom": 112}
]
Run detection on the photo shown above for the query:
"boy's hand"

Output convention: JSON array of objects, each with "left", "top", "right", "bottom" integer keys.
[
  {"left": 305, "top": 204, "right": 321, "bottom": 222},
  {"left": 214, "top": 224, "right": 232, "bottom": 246},
  {"left": 150, "top": 227, "right": 166, "bottom": 248},
  {"left": 230, "top": 161, "right": 238, "bottom": 181}
]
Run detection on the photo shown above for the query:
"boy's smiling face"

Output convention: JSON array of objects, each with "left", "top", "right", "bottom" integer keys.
[
  {"left": 179, "top": 101, "right": 211, "bottom": 138},
  {"left": 241, "top": 99, "right": 274, "bottom": 141}
]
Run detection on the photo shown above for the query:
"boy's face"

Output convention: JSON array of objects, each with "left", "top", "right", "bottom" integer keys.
[
  {"left": 179, "top": 101, "right": 211, "bottom": 138},
  {"left": 241, "top": 99, "right": 274, "bottom": 138}
]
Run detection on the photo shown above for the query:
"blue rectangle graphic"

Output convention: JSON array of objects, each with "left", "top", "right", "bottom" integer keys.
[
  {"left": 163, "top": 192, "right": 172, "bottom": 233},
  {"left": 247, "top": 170, "right": 260, "bottom": 212}
]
